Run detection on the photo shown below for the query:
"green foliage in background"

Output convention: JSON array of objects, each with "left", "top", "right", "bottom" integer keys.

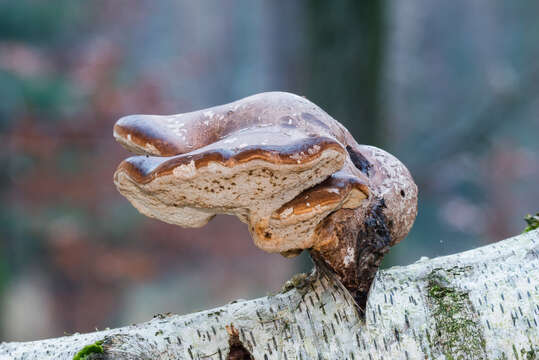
[
  {"left": 0, "top": 1, "right": 92, "bottom": 337},
  {"left": 0, "top": 71, "right": 76, "bottom": 129},
  {"left": 0, "top": 1, "right": 87, "bottom": 44}
]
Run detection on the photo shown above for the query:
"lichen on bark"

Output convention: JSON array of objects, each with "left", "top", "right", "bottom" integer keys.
[{"left": 425, "top": 267, "right": 487, "bottom": 359}]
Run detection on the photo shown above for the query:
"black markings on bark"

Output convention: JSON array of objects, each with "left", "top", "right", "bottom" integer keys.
[
  {"left": 250, "top": 331, "right": 257, "bottom": 347},
  {"left": 298, "top": 325, "right": 304, "bottom": 340},
  {"left": 226, "top": 325, "right": 254, "bottom": 360},
  {"left": 346, "top": 145, "right": 373, "bottom": 176}
]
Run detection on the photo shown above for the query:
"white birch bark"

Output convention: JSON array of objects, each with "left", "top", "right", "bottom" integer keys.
[{"left": 1, "top": 229, "right": 537, "bottom": 360}]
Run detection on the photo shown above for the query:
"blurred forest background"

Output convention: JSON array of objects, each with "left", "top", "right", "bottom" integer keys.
[{"left": 1, "top": 1, "right": 538, "bottom": 341}]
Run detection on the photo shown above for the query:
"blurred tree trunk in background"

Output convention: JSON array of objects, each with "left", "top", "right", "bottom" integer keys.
[{"left": 303, "top": 0, "right": 386, "bottom": 146}]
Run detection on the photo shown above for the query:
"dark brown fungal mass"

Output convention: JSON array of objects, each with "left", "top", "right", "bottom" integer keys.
[
  {"left": 353, "top": 199, "right": 392, "bottom": 315},
  {"left": 309, "top": 198, "right": 393, "bottom": 317},
  {"left": 113, "top": 91, "right": 418, "bottom": 312}
]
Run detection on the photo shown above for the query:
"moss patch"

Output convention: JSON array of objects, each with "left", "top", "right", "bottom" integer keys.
[
  {"left": 523, "top": 213, "right": 539, "bottom": 233},
  {"left": 280, "top": 272, "right": 310, "bottom": 294},
  {"left": 426, "top": 268, "right": 487, "bottom": 359},
  {"left": 520, "top": 346, "right": 537, "bottom": 360},
  {"left": 73, "top": 340, "right": 104, "bottom": 360}
]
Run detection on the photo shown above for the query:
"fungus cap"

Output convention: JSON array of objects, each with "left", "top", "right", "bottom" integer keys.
[{"left": 113, "top": 92, "right": 418, "bottom": 311}]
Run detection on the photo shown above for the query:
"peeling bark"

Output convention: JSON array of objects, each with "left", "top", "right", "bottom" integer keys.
[{"left": 1, "top": 230, "right": 537, "bottom": 360}]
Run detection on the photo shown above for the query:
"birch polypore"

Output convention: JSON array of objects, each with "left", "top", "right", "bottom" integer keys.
[
  {"left": 0, "top": 230, "right": 537, "bottom": 359},
  {"left": 113, "top": 92, "right": 418, "bottom": 311}
]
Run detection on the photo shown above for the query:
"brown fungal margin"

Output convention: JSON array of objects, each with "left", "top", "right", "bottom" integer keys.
[
  {"left": 113, "top": 92, "right": 418, "bottom": 312},
  {"left": 225, "top": 325, "right": 254, "bottom": 360},
  {"left": 117, "top": 136, "right": 344, "bottom": 185}
]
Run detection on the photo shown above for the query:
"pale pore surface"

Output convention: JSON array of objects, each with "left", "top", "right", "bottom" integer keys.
[{"left": 115, "top": 148, "right": 347, "bottom": 252}]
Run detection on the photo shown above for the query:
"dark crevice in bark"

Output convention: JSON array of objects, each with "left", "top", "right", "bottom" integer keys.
[{"left": 226, "top": 325, "right": 254, "bottom": 360}]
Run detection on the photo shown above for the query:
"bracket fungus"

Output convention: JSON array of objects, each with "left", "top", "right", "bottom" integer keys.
[{"left": 113, "top": 92, "right": 418, "bottom": 314}]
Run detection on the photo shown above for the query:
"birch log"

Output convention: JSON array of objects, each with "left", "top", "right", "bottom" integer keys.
[{"left": 1, "top": 229, "right": 537, "bottom": 360}]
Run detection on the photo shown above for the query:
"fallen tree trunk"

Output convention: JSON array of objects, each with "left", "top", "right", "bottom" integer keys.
[{"left": 1, "top": 229, "right": 537, "bottom": 360}]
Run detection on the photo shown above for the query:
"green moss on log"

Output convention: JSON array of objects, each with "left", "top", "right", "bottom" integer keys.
[
  {"left": 523, "top": 213, "right": 539, "bottom": 233},
  {"left": 426, "top": 267, "right": 487, "bottom": 359},
  {"left": 72, "top": 340, "right": 104, "bottom": 360}
]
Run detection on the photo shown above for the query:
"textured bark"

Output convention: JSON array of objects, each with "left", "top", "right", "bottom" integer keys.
[{"left": 1, "top": 229, "right": 537, "bottom": 360}]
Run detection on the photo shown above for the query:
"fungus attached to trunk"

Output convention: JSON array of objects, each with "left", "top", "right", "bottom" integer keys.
[{"left": 113, "top": 92, "right": 418, "bottom": 313}]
